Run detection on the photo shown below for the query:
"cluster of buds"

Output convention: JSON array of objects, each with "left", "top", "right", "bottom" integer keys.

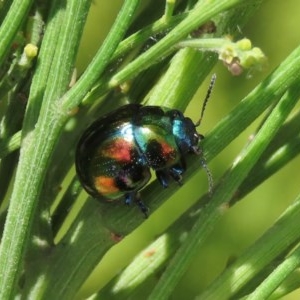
[
  {"left": 177, "top": 36, "right": 267, "bottom": 76},
  {"left": 219, "top": 37, "right": 266, "bottom": 76}
]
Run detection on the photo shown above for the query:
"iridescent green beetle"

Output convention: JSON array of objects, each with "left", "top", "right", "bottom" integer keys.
[{"left": 76, "top": 75, "right": 215, "bottom": 216}]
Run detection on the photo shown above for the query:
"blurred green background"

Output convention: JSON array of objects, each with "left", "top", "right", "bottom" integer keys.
[{"left": 74, "top": 1, "right": 300, "bottom": 299}]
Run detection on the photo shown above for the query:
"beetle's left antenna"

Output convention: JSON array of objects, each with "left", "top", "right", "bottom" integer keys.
[
  {"left": 200, "top": 157, "right": 213, "bottom": 195},
  {"left": 194, "top": 74, "right": 216, "bottom": 127}
]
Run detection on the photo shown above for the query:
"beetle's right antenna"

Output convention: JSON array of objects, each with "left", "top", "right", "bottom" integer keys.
[
  {"left": 200, "top": 156, "right": 214, "bottom": 196},
  {"left": 194, "top": 74, "right": 216, "bottom": 127}
]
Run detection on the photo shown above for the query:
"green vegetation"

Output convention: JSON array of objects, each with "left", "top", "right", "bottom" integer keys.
[{"left": 0, "top": 1, "right": 299, "bottom": 299}]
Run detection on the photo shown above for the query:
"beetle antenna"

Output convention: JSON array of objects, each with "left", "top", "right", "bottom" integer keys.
[
  {"left": 200, "top": 156, "right": 213, "bottom": 195},
  {"left": 194, "top": 74, "right": 216, "bottom": 127}
]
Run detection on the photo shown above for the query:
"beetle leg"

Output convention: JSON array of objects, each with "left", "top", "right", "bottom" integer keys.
[
  {"left": 180, "top": 156, "right": 187, "bottom": 171},
  {"left": 169, "top": 165, "right": 184, "bottom": 185},
  {"left": 125, "top": 192, "right": 149, "bottom": 218},
  {"left": 156, "top": 170, "right": 169, "bottom": 188},
  {"left": 136, "top": 200, "right": 149, "bottom": 218},
  {"left": 125, "top": 193, "right": 134, "bottom": 206}
]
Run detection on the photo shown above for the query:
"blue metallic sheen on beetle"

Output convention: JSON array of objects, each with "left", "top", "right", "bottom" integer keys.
[{"left": 75, "top": 103, "right": 207, "bottom": 216}]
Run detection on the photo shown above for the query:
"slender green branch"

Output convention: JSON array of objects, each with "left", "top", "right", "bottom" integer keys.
[
  {"left": 51, "top": 176, "right": 82, "bottom": 236},
  {"left": 200, "top": 192, "right": 300, "bottom": 299},
  {"left": 0, "top": 1, "right": 92, "bottom": 298},
  {"left": 247, "top": 242, "right": 300, "bottom": 299},
  {"left": 233, "top": 110, "right": 300, "bottom": 202},
  {"left": 66, "top": 0, "right": 248, "bottom": 107},
  {"left": 109, "top": 0, "right": 249, "bottom": 87},
  {"left": 111, "top": 13, "right": 187, "bottom": 63},
  {"left": 89, "top": 0, "right": 256, "bottom": 105},
  {"left": 0, "top": 0, "right": 34, "bottom": 66},
  {"left": 0, "top": 1, "right": 142, "bottom": 298},
  {"left": 60, "top": 0, "right": 141, "bottom": 112},
  {"left": 163, "top": 0, "right": 176, "bottom": 21}
]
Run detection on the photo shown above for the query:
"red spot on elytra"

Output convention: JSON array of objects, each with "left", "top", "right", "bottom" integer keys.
[
  {"left": 160, "top": 140, "right": 177, "bottom": 161},
  {"left": 102, "top": 139, "right": 132, "bottom": 162},
  {"left": 94, "top": 176, "right": 119, "bottom": 195}
]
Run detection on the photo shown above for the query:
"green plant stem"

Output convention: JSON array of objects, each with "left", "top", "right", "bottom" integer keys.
[
  {"left": 200, "top": 192, "right": 300, "bottom": 299},
  {"left": 0, "top": 0, "right": 142, "bottom": 299},
  {"left": 0, "top": 0, "right": 34, "bottom": 66},
  {"left": 177, "top": 37, "right": 229, "bottom": 49},
  {"left": 60, "top": 0, "right": 141, "bottom": 112},
  {"left": 23, "top": 1, "right": 70, "bottom": 131},
  {"left": 0, "top": 1, "right": 92, "bottom": 297},
  {"left": 0, "top": 131, "right": 21, "bottom": 159},
  {"left": 85, "top": 0, "right": 252, "bottom": 103},
  {"left": 95, "top": 233, "right": 172, "bottom": 299},
  {"left": 247, "top": 241, "right": 300, "bottom": 299},
  {"left": 234, "top": 110, "right": 300, "bottom": 202},
  {"left": 148, "top": 77, "right": 300, "bottom": 300},
  {"left": 145, "top": 49, "right": 216, "bottom": 110},
  {"left": 51, "top": 176, "right": 82, "bottom": 236},
  {"left": 34, "top": 201, "right": 116, "bottom": 299},
  {"left": 109, "top": 0, "right": 241, "bottom": 86},
  {"left": 111, "top": 13, "right": 186, "bottom": 62},
  {"left": 164, "top": 0, "right": 176, "bottom": 21}
]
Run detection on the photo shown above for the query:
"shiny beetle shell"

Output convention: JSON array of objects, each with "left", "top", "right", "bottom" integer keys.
[
  {"left": 76, "top": 104, "right": 203, "bottom": 211},
  {"left": 75, "top": 75, "right": 215, "bottom": 216}
]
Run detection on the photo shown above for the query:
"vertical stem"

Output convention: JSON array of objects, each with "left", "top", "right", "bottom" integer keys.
[
  {"left": 0, "top": 0, "right": 34, "bottom": 66},
  {"left": 0, "top": 1, "right": 91, "bottom": 297}
]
